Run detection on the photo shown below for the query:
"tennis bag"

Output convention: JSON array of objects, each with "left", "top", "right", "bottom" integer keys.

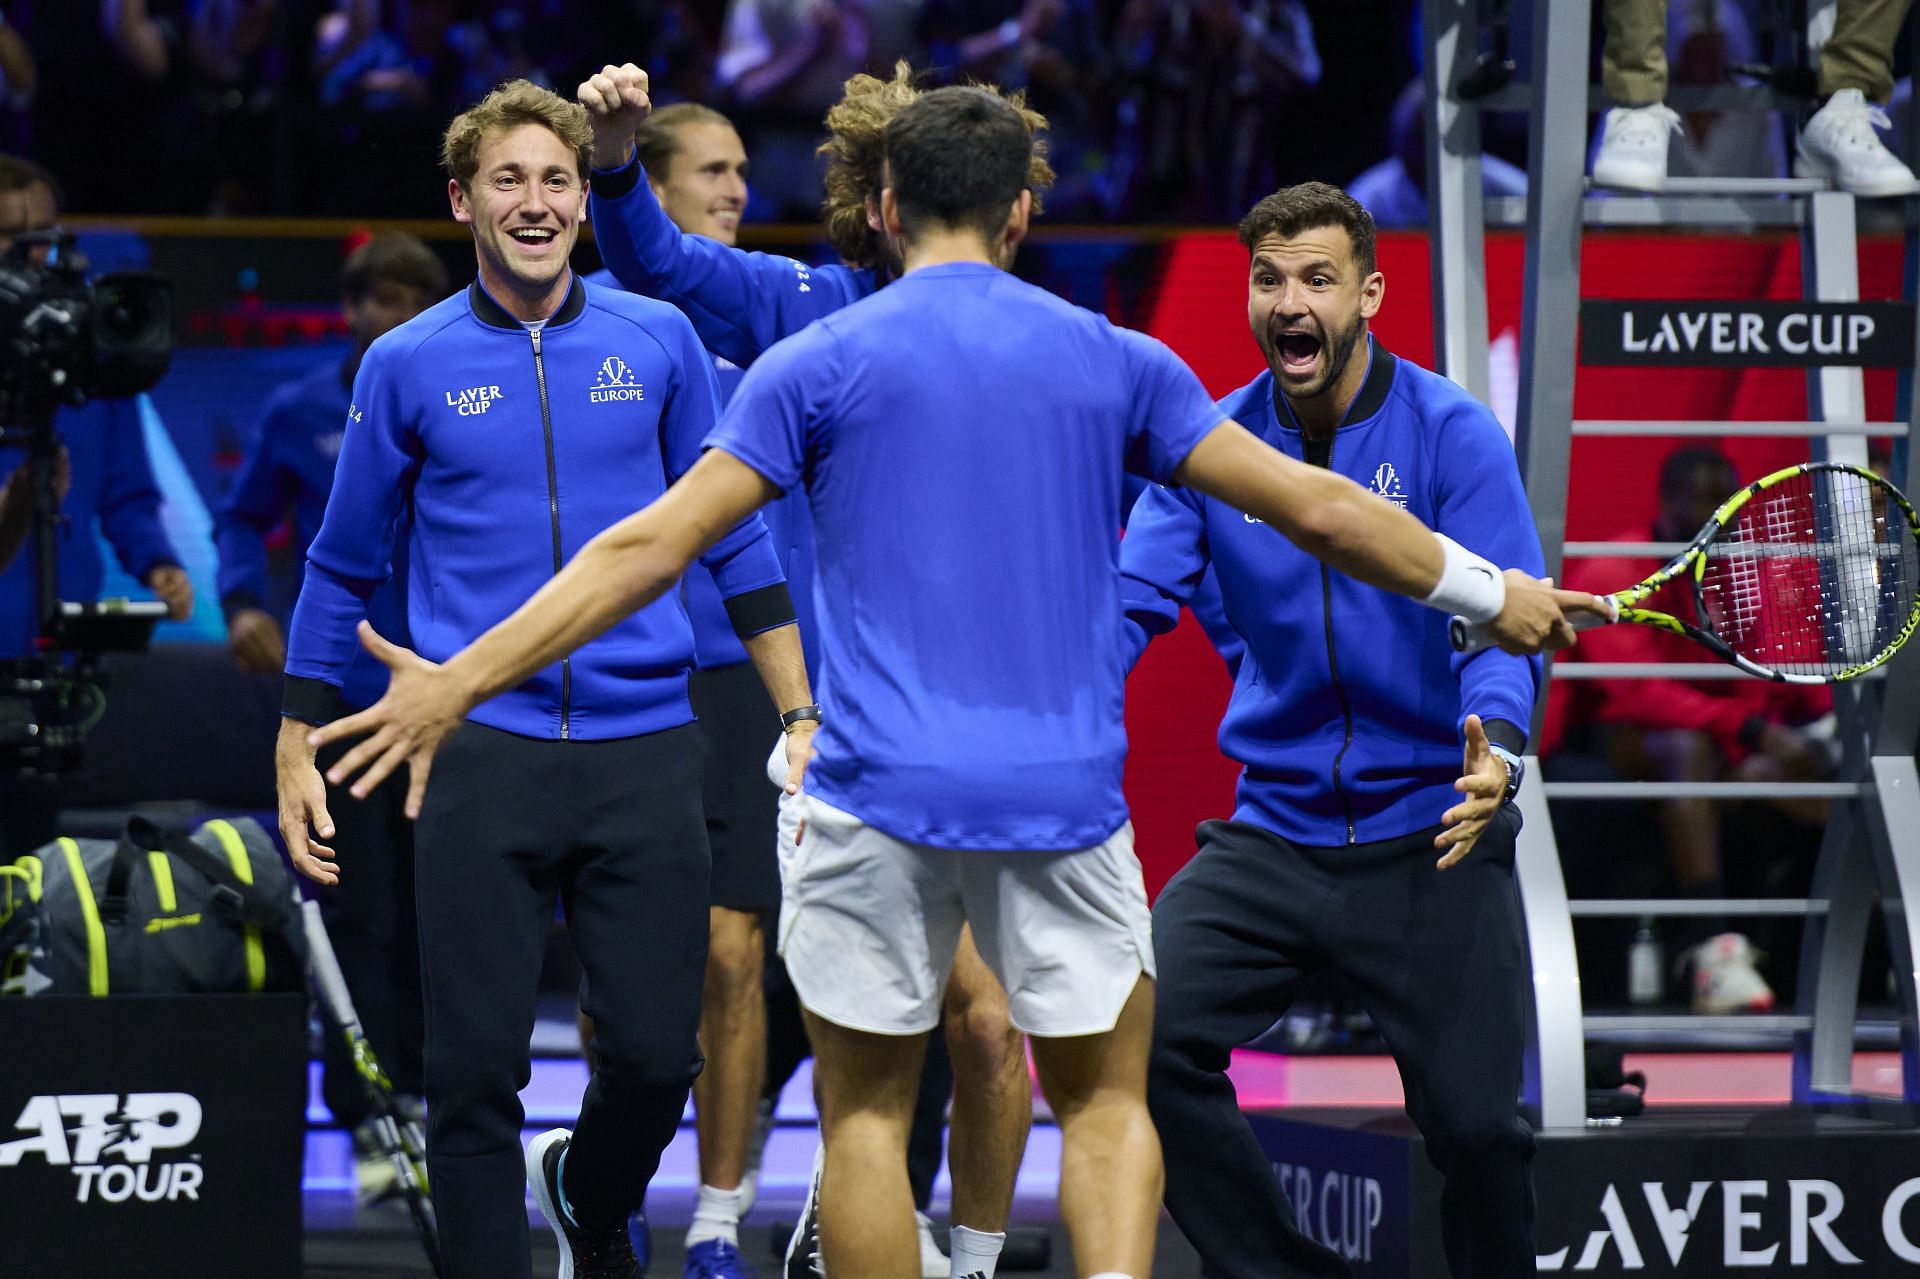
[{"left": 8, "top": 815, "right": 306, "bottom": 996}]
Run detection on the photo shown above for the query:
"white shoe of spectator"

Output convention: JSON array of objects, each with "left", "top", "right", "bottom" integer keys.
[
  {"left": 1687, "top": 932, "right": 1776, "bottom": 1014},
  {"left": 1794, "top": 89, "right": 1920, "bottom": 196},
  {"left": 915, "top": 1212, "right": 948, "bottom": 1279},
  {"left": 1592, "top": 104, "right": 1682, "bottom": 191}
]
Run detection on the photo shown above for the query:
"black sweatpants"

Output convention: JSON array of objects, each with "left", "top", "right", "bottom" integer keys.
[
  {"left": 1150, "top": 813, "right": 1535, "bottom": 1279},
  {"left": 316, "top": 735, "right": 423, "bottom": 1127},
  {"left": 415, "top": 721, "right": 710, "bottom": 1279}
]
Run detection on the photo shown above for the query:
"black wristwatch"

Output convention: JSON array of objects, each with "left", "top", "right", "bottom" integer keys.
[
  {"left": 1487, "top": 743, "right": 1525, "bottom": 804},
  {"left": 780, "top": 704, "right": 823, "bottom": 731}
]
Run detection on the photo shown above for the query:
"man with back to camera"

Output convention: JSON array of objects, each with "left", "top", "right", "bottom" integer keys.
[
  {"left": 309, "top": 87, "right": 1602, "bottom": 1279},
  {"left": 1124, "top": 181, "right": 1543, "bottom": 1278},
  {"left": 215, "top": 231, "right": 446, "bottom": 1197},
  {"left": 584, "top": 99, "right": 814, "bottom": 1278},
  {"left": 273, "top": 80, "right": 813, "bottom": 1279},
  {"left": 582, "top": 62, "right": 1036, "bottom": 1279},
  {"left": 0, "top": 153, "right": 190, "bottom": 859}
]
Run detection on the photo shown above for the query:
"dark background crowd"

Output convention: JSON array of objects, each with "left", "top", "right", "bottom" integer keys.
[{"left": 3, "top": 0, "right": 1416, "bottom": 222}]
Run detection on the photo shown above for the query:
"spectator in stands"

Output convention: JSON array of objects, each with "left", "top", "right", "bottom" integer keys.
[
  {"left": 1543, "top": 446, "right": 1834, "bottom": 1012},
  {"left": 1108, "top": 0, "right": 1321, "bottom": 220},
  {"left": 0, "top": 155, "right": 190, "bottom": 857},
  {"left": 1593, "top": 0, "right": 1911, "bottom": 195},
  {"left": 311, "top": 0, "right": 513, "bottom": 215},
  {"left": 215, "top": 231, "right": 444, "bottom": 1196},
  {"left": 919, "top": 0, "right": 1109, "bottom": 212},
  {"left": 1348, "top": 77, "right": 1527, "bottom": 227},
  {"left": 0, "top": 6, "right": 35, "bottom": 155}
]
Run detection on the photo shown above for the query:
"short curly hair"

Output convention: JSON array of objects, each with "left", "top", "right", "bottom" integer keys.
[
  {"left": 441, "top": 80, "right": 594, "bottom": 190},
  {"left": 818, "top": 63, "right": 1054, "bottom": 270}
]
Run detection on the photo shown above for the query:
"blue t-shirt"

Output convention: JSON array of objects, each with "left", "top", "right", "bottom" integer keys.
[{"left": 706, "top": 262, "right": 1225, "bottom": 850}]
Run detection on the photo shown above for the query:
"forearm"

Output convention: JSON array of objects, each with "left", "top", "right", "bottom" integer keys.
[
  {"left": 1181, "top": 429, "right": 1443, "bottom": 598},
  {"left": 741, "top": 622, "right": 812, "bottom": 715},
  {"left": 442, "top": 505, "right": 706, "bottom": 712}
]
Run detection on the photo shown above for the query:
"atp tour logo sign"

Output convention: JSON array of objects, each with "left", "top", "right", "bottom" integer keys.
[
  {"left": 0, "top": 1092, "right": 205, "bottom": 1204},
  {"left": 590, "top": 355, "right": 644, "bottom": 403},
  {"left": 1539, "top": 1176, "right": 1920, "bottom": 1272},
  {"left": 1579, "top": 300, "right": 1914, "bottom": 368}
]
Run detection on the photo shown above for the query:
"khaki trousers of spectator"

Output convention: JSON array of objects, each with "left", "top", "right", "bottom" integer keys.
[{"left": 1603, "top": 0, "right": 1911, "bottom": 106}]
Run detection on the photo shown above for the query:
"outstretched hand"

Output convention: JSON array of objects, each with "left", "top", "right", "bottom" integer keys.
[
  {"left": 1485, "top": 572, "right": 1614, "bottom": 655},
  {"left": 305, "top": 621, "right": 472, "bottom": 819},
  {"left": 1435, "top": 714, "right": 1507, "bottom": 869}
]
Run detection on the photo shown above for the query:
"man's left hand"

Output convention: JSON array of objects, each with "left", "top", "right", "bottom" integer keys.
[
  {"left": 1435, "top": 714, "right": 1507, "bottom": 869},
  {"left": 146, "top": 565, "right": 193, "bottom": 620},
  {"left": 780, "top": 721, "right": 816, "bottom": 795},
  {"left": 306, "top": 621, "right": 473, "bottom": 818}
]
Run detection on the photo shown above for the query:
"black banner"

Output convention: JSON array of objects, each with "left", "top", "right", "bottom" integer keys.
[
  {"left": 1580, "top": 300, "right": 1915, "bottom": 367},
  {"left": 0, "top": 994, "right": 307, "bottom": 1278},
  {"left": 1252, "top": 1105, "right": 1920, "bottom": 1277}
]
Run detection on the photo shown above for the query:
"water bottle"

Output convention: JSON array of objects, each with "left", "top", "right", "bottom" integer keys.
[{"left": 1628, "top": 915, "right": 1663, "bottom": 1006}]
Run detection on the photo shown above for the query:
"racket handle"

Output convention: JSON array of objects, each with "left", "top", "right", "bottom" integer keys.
[
  {"left": 1449, "top": 601, "right": 1617, "bottom": 654},
  {"left": 302, "top": 899, "right": 365, "bottom": 1036}
]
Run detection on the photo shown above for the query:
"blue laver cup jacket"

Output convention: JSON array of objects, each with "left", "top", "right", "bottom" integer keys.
[
  {"left": 283, "top": 275, "right": 791, "bottom": 738},
  {"left": 1121, "top": 345, "right": 1544, "bottom": 847},
  {"left": 215, "top": 357, "right": 408, "bottom": 712}
]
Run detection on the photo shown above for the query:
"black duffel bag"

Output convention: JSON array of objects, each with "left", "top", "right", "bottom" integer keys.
[{"left": 7, "top": 815, "right": 305, "bottom": 996}]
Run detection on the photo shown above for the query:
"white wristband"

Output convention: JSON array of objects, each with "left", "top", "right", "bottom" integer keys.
[{"left": 1422, "top": 533, "right": 1505, "bottom": 623}]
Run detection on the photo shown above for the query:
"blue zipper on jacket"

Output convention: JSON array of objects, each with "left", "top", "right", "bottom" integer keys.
[
  {"left": 1304, "top": 429, "right": 1357, "bottom": 844},
  {"left": 530, "top": 326, "right": 570, "bottom": 738}
]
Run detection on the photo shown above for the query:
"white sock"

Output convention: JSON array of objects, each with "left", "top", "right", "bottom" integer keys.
[
  {"left": 949, "top": 1225, "right": 1007, "bottom": 1279},
  {"left": 685, "top": 1182, "right": 744, "bottom": 1248}
]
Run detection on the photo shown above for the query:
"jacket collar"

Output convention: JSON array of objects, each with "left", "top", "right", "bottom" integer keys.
[
  {"left": 467, "top": 273, "right": 587, "bottom": 332},
  {"left": 1269, "top": 337, "right": 1396, "bottom": 435}
]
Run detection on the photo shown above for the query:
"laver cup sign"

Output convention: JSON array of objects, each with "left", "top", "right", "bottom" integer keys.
[
  {"left": 0, "top": 993, "right": 306, "bottom": 1278},
  {"left": 1580, "top": 300, "right": 1916, "bottom": 367}
]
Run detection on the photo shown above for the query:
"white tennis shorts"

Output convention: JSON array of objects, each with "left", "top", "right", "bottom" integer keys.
[{"left": 773, "top": 790, "right": 1155, "bottom": 1037}]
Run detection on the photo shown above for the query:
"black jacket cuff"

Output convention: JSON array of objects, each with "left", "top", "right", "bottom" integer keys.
[
  {"left": 590, "top": 155, "right": 642, "bottom": 199},
  {"left": 282, "top": 676, "right": 341, "bottom": 726},
  {"left": 220, "top": 589, "right": 263, "bottom": 624},
  {"left": 1484, "top": 718, "right": 1528, "bottom": 755},
  {"left": 724, "top": 583, "right": 798, "bottom": 639}
]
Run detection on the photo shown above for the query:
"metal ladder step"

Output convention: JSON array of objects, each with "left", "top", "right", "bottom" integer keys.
[
  {"left": 1550, "top": 663, "right": 1888, "bottom": 680},
  {"left": 1473, "top": 83, "right": 1813, "bottom": 115},
  {"left": 1542, "top": 782, "right": 1865, "bottom": 799},
  {"left": 1584, "top": 1013, "right": 1815, "bottom": 1033},
  {"left": 1568, "top": 899, "right": 1830, "bottom": 917},
  {"left": 1570, "top": 420, "right": 1908, "bottom": 438}
]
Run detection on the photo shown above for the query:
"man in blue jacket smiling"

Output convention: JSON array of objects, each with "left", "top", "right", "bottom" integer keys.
[
  {"left": 275, "top": 81, "right": 813, "bottom": 1279},
  {"left": 1123, "top": 183, "right": 1544, "bottom": 1278}
]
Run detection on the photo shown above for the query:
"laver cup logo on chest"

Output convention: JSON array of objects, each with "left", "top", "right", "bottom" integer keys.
[
  {"left": 447, "top": 384, "right": 504, "bottom": 415},
  {"left": 0, "top": 1092, "right": 205, "bottom": 1203}
]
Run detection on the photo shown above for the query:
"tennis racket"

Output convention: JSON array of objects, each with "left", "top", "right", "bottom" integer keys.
[
  {"left": 301, "top": 900, "right": 442, "bottom": 1276},
  {"left": 1449, "top": 461, "right": 1920, "bottom": 684}
]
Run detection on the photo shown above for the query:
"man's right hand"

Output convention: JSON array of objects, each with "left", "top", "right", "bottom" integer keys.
[
  {"left": 577, "top": 62, "right": 653, "bottom": 171},
  {"left": 276, "top": 717, "right": 338, "bottom": 885},
  {"left": 229, "top": 607, "right": 286, "bottom": 675},
  {"left": 1484, "top": 570, "right": 1612, "bottom": 655}
]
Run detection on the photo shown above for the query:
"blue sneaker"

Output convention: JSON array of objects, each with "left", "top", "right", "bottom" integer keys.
[{"left": 684, "top": 1238, "right": 756, "bottom": 1279}]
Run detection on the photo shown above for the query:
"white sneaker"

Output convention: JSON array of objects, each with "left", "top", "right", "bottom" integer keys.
[
  {"left": 915, "top": 1212, "right": 948, "bottom": 1279},
  {"left": 1687, "top": 932, "right": 1776, "bottom": 1014},
  {"left": 1592, "top": 104, "right": 1682, "bottom": 191},
  {"left": 1795, "top": 88, "right": 1920, "bottom": 196}
]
